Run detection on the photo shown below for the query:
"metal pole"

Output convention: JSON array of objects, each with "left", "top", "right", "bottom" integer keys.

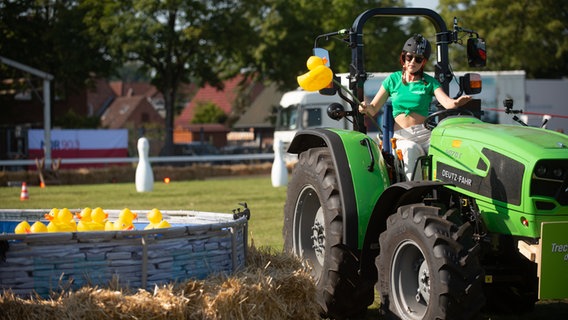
[
  {"left": 0, "top": 56, "right": 54, "bottom": 166},
  {"left": 43, "top": 79, "right": 51, "bottom": 166}
]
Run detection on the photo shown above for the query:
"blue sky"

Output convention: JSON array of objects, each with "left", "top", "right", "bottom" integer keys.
[{"left": 407, "top": 0, "right": 439, "bottom": 11}]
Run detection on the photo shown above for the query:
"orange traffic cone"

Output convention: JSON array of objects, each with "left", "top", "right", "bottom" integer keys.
[{"left": 20, "top": 182, "right": 29, "bottom": 201}]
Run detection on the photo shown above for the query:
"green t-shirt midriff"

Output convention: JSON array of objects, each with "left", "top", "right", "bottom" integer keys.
[{"left": 382, "top": 71, "right": 441, "bottom": 117}]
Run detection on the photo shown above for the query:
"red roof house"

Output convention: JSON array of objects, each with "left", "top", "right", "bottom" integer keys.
[{"left": 174, "top": 75, "right": 264, "bottom": 146}]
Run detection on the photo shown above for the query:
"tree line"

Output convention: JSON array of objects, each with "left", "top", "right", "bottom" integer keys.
[{"left": 1, "top": 0, "right": 565, "bottom": 154}]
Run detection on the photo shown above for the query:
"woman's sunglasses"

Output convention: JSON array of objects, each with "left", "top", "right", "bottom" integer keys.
[{"left": 404, "top": 53, "right": 425, "bottom": 63}]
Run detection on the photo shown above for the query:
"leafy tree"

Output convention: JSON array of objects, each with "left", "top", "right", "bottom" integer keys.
[
  {"left": 79, "top": 0, "right": 410, "bottom": 154},
  {"left": 236, "top": 0, "right": 409, "bottom": 89},
  {"left": 220, "top": 0, "right": 411, "bottom": 127},
  {"left": 439, "top": 0, "right": 568, "bottom": 78},
  {"left": 113, "top": 62, "right": 152, "bottom": 82},
  {"left": 81, "top": 0, "right": 256, "bottom": 155},
  {"left": 0, "top": 0, "right": 113, "bottom": 97},
  {"left": 191, "top": 101, "right": 227, "bottom": 124}
]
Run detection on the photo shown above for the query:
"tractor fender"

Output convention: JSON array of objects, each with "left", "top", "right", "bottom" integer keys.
[
  {"left": 288, "top": 128, "right": 360, "bottom": 248},
  {"left": 358, "top": 180, "right": 451, "bottom": 282}
]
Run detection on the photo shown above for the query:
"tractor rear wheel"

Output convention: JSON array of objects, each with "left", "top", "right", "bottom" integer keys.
[
  {"left": 376, "top": 204, "right": 485, "bottom": 320},
  {"left": 283, "top": 147, "right": 371, "bottom": 319}
]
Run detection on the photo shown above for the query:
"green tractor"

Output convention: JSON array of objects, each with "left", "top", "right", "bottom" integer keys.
[{"left": 282, "top": 7, "right": 568, "bottom": 320}]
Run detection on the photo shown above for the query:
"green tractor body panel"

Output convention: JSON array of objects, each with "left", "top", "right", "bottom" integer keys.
[
  {"left": 327, "top": 129, "right": 391, "bottom": 248},
  {"left": 430, "top": 116, "right": 568, "bottom": 238}
]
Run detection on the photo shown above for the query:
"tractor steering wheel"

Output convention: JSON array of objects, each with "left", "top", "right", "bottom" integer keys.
[{"left": 423, "top": 108, "right": 474, "bottom": 130}]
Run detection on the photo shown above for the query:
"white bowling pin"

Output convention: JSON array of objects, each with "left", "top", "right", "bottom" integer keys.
[
  {"left": 135, "top": 137, "right": 154, "bottom": 192},
  {"left": 271, "top": 139, "right": 288, "bottom": 187}
]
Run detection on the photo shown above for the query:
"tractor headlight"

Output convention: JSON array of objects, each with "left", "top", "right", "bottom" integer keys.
[
  {"left": 535, "top": 164, "right": 548, "bottom": 178},
  {"left": 533, "top": 160, "right": 566, "bottom": 181},
  {"left": 552, "top": 167, "right": 564, "bottom": 179},
  {"left": 531, "top": 160, "right": 568, "bottom": 205}
]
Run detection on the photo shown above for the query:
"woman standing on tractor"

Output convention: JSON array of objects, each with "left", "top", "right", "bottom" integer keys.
[{"left": 359, "top": 34, "right": 472, "bottom": 180}]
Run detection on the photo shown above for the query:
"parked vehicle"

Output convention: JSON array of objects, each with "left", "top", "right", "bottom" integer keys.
[
  {"left": 172, "top": 142, "right": 220, "bottom": 156},
  {"left": 273, "top": 89, "right": 352, "bottom": 163},
  {"left": 220, "top": 145, "right": 270, "bottom": 164}
]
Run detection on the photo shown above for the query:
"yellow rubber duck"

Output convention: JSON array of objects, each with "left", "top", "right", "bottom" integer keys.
[
  {"left": 91, "top": 207, "right": 108, "bottom": 228},
  {"left": 76, "top": 207, "right": 92, "bottom": 221},
  {"left": 117, "top": 208, "right": 137, "bottom": 230},
  {"left": 77, "top": 207, "right": 105, "bottom": 232},
  {"left": 104, "top": 208, "right": 136, "bottom": 231},
  {"left": 144, "top": 208, "right": 171, "bottom": 230},
  {"left": 60, "top": 208, "right": 78, "bottom": 231},
  {"left": 297, "top": 56, "right": 333, "bottom": 92},
  {"left": 116, "top": 217, "right": 135, "bottom": 230},
  {"left": 104, "top": 220, "right": 115, "bottom": 231},
  {"left": 44, "top": 208, "right": 59, "bottom": 231},
  {"left": 155, "top": 219, "right": 172, "bottom": 229},
  {"left": 105, "top": 216, "right": 135, "bottom": 231},
  {"left": 30, "top": 221, "right": 48, "bottom": 233},
  {"left": 44, "top": 207, "right": 59, "bottom": 221},
  {"left": 15, "top": 221, "right": 31, "bottom": 234},
  {"left": 119, "top": 208, "right": 138, "bottom": 223},
  {"left": 46, "top": 207, "right": 77, "bottom": 232}
]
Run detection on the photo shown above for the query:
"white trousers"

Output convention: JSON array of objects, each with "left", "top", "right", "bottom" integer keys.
[{"left": 393, "top": 124, "right": 431, "bottom": 181}]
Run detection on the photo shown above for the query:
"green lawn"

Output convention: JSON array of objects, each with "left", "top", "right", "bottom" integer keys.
[{"left": 0, "top": 175, "right": 288, "bottom": 250}]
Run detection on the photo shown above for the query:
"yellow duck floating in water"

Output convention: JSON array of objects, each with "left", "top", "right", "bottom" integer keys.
[
  {"left": 76, "top": 207, "right": 92, "bottom": 220},
  {"left": 44, "top": 208, "right": 59, "bottom": 232},
  {"left": 105, "top": 216, "right": 135, "bottom": 231},
  {"left": 105, "top": 208, "right": 137, "bottom": 231},
  {"left": 45, "top": 208, "right": 77, "bottom": 232},
  {"left": 119, "top": 208, "right": 137, "bottom": 222},
  {"left": 30, "top": 221, "right": 48, "bottom": 233},
  {"left": 44, "top": 207, "right": 58, "bottom": 221},
  {"left": 144, "top": 208, "right": 171, "bottom": 230},
  {"left": 76, "top": 207, "right": 105, "bottom": 232},
  {"left": 91, "top": 207, "right": 108, "bottom": 228},
  {"left": 76, "top": 207, "right": 92, "bottom": 230},
  {"left": 15, "top": 220, "right": 49, "bottom": 233},
  {"left": 14, "top": 221, "right": 31, "bottom": 234}
]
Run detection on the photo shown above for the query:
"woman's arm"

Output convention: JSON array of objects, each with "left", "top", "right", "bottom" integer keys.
[
  {"left": 434, "top": 87, "right": 472, "bottom": 109},
  {"left": 359, "top": 85, "right": 389, "bottom": 116}
]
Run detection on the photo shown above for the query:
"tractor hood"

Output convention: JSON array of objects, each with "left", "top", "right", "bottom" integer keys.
[
  {"left": 432, "top": 117, "right": 568, "bottom": 162},
  {"left": 430, "top": 116, "right": 568, "bottom": 238}
]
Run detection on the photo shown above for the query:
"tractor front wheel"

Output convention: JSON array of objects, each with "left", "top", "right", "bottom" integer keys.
[
  {"left": 283, "top": 147, "right": 371, "bottom": 319},
  {"left": 376, "top": 204, "right": 485, "bottom": 320}
]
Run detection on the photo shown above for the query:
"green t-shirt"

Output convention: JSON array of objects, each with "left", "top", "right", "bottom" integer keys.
[{"left": 382, "top": 71, "right": 441, "bottom": 117}]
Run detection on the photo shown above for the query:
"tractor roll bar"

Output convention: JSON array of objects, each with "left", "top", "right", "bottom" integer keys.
[{"left": 349, "top": 8, "right": 453, "bottom": 133}]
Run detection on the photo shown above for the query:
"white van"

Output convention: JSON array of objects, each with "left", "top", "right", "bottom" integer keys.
[{"left": 273, "top": 89, "right": 352, "bottom": 162}]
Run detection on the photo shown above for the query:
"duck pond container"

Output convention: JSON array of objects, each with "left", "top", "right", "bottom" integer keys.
[{"left": 0, "top": 208, "right": 249, "bottom": 297}]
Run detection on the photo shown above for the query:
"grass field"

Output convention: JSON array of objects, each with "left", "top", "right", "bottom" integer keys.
[{"left": 1, "top": 174, "right": 567, "bottom": 319}]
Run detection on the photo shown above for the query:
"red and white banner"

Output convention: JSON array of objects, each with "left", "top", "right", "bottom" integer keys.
[{"left": 28, "top": 129, "right": 128, "bottom": 168}]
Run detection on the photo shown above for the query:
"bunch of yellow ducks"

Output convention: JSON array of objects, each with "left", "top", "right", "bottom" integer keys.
[{"left": 14, "top": 207, "right": 171, "bottom": 234}]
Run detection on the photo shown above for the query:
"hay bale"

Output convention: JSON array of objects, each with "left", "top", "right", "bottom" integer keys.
[
  {"left": 204, "top": 246, "right": 318, "bottom": 320},
  {"left": 0, "top": 245, "right": 319, "bottom": 320},
  {"left": 206, "top": 269, "right": 318, "bottom": 319}
]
